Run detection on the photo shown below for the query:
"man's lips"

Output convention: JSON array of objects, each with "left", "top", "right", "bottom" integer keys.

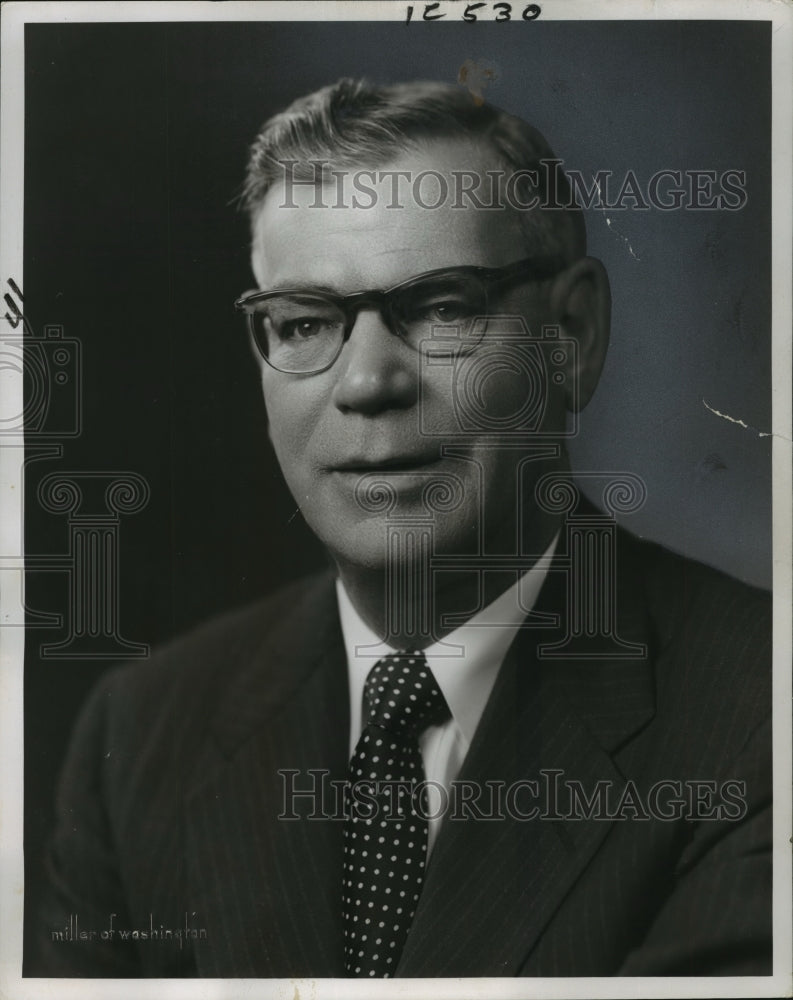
[{"left": 330, "top": 455, "right": 442, "bottom": 473}]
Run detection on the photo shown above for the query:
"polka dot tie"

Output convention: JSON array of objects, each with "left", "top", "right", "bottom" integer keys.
[{"left": 342, "top": 651, "right": 450, "bottom": 978}]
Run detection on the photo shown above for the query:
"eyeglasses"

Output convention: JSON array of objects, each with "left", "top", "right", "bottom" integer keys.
[{"left": 234, "top": 255, "right": 566, "bottom": 375}]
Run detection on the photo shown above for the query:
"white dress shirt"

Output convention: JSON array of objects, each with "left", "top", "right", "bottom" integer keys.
[{"left": 336, "top": 533, "right": 558, "bottom": 854}]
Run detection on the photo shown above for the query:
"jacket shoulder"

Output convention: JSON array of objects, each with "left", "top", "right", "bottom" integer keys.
[
  {"left": 624, "top": 529, "right": 771, "bottom": 647},
  {"left": 620, "top": 528, "right": 772, "bottom": 733}
]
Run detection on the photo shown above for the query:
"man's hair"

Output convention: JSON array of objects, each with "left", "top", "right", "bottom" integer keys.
[{"left": 242, "top": 78, "right": 586, "bottom": 260}]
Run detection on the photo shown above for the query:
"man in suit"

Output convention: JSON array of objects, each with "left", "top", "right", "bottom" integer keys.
[{"left": 31, "top": 79, "right": 772, "bottom": 978}]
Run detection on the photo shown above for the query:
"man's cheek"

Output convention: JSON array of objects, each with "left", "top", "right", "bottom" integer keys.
[
  {"left": 422, "top": 362, "right": 548, "bottom": 438},
  {"left": 416, "top": 375, "right": 464, "bottom": 437},
  {"left": 261, "top": 385, "right": 298, "bottom": 454},
  {"left": 263, "top": 413, "right": 304, "bottom": 493}
]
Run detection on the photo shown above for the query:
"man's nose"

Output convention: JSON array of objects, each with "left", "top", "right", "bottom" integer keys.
[{"left": 331, "top": 309, "right": 418, "bottom": 415}]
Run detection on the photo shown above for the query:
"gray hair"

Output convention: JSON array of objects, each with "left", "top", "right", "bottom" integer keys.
[{"left": 242, "top": 78, "right": 586, "bottom": 260}]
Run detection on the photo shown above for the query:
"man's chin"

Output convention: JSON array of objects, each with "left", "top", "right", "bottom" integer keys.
[
  {"left": 314, "top": 514, "right": 482, "bottom": 580},
  {"left": 315, "top": 519, "right": 398, "bottom": 575}
]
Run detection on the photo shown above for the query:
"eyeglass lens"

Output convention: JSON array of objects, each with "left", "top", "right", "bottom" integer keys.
[{"left": 251, "top": 274, "right": 490, "bottom": 373}]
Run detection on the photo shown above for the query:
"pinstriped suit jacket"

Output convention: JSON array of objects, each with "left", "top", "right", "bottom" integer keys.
[{"left": 31, "top": 524, "right": 772, "bottom": 977}]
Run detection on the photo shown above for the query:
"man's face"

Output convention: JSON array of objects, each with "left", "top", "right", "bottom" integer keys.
[{"left": 250, "top": 140, "right": 578, "bottom": 574}]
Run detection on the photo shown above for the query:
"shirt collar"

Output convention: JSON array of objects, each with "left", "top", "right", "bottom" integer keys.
[{"left": 337, "top": 533, "right": 558, "bottom": 755}]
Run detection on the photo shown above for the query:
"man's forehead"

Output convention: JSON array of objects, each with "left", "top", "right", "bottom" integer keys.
[
  {"left": 250, "top": 138, "right": 526, "bottom": 288},
  {"left": 274, "top": 135, "right": 502, "bottom": 198}
]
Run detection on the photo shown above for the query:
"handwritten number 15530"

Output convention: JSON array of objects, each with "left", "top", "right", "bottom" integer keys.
[{"left": 406, "top": 3, "right": 542, "bottom": 22}]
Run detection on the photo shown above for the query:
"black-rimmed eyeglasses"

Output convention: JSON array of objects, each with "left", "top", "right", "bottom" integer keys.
[{"left": 234, "top": 255, "right": 566, "bottom": 375}]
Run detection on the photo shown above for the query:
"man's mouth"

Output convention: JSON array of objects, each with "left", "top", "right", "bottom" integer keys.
[{"left": 331, "top": 455, "right": 442, "bottom": 474}]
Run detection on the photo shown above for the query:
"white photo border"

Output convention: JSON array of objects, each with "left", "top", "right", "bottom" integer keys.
[{"left": 1, "top": 2, "right": 790, "bottom": 998}]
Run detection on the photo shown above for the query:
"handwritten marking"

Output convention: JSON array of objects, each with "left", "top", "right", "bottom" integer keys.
[
  {"left": 3, "top": 276, "right": 33, "bottom": 335},
  {"left": 407, "top": 3, "right": 541, "bottom": 24}
]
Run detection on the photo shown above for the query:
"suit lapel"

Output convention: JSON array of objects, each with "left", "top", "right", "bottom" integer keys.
[
  {"left": 184, "top": 574, "right": 350, "bottom": 977},
  {"left": 398, "top": 537, "right": 656, "bottom": 977},
  {"left": 182, "top": 518, "right": 657, "bottom": 977}
]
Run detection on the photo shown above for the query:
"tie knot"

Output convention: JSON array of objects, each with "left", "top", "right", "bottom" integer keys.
[{"left": 363, "top": 652, "right": 449, "bottom": 736}]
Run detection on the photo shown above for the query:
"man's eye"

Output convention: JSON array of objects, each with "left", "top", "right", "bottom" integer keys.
[
  {"left": 418, "top": 300, "right": 472, "bottom": 323},
  {"left": 279, "top": 317, "right": 329, "bottom": 340}
]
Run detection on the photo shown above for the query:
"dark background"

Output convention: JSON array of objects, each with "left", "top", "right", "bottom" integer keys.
[{"left": 22, "top": 19, "right": 771, "bottom": 958}]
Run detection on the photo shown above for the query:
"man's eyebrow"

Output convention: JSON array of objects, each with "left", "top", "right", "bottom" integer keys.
[
  {"left": 265, "top": 280, "right": 342, "bottom": 294},
  {"left": 263, "top": 254, "right": 453, "bottom": 295},
  {"left": 376, "top": 247, "right": 432, "bottom": 257}
]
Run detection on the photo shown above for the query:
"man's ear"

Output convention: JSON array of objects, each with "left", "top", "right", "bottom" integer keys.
[{"left": 549, "top": 256, "right": 611, "bottom": 411}]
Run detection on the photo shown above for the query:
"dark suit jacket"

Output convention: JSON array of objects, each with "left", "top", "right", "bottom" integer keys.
[{"left": 29, "top": 525, "right": 772, "bottom": 977}]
